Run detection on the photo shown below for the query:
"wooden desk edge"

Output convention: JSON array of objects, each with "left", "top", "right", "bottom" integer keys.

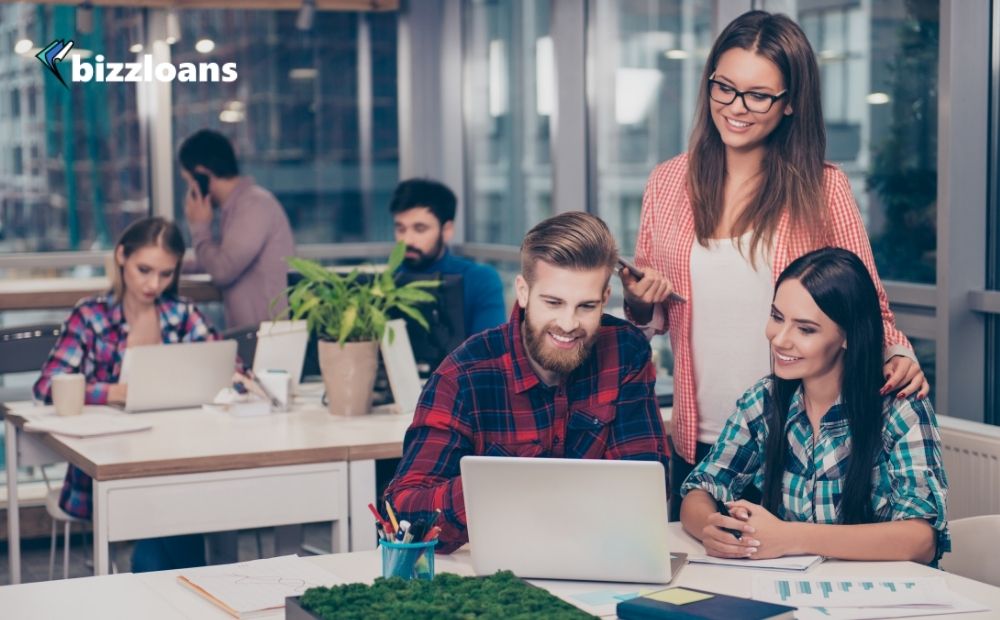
[{"left": 0, "top": 278, "right": 221, "bottom": 311}]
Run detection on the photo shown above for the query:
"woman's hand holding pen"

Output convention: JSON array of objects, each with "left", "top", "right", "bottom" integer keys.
[
  {"left": 725, "top": 500, "right": 797, "bottom": 560},
  {"left": 619, "top": 266, "right": 674, "bottom": 325},
  {"left": 700, "top": 506, "right": 759, "bottom": 559}
]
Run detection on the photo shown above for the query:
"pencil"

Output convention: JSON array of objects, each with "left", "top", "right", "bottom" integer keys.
[{"left": 385, "top": 500, "right": 400, "bottom": 534}]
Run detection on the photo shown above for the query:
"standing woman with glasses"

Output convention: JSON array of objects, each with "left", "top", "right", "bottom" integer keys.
[{"left": 619, "top": 10, "right": 929, "bottom": 520}]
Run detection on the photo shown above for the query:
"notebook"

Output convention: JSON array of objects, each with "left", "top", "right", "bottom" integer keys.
[
  {"left": 617, "top": 586, "right": 796, "bottom": 620},
  {"left": 177, "top": 555, "right": 342, "bottom": 619},
  {"left": 688, "top": 554, "right": 824, "bottom": 572}
]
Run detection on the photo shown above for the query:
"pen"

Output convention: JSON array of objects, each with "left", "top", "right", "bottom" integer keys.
[
  {"left": 717, "top": 501, "right": 743, "bottom": 540},
  {"left": 245, "top": 368, "right": 281, "bottom": 409},
  {"left": 407, "top": 518, "right": 427, "bottom": 544},
  {"left": 385, "top": 500, "right": 400, "bottom": 534},
  {"left": 367, "top": 502, "right": 392, "bottom": 533},
  {"left": 422, "top": 525, "right": 441, "bottom": 542},
  {"left": 426, "top": 508, "right": 442, "bottom": 529}
]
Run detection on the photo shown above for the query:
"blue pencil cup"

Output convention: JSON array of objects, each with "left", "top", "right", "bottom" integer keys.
[{"left": 379, "top": 538, "right": 438, "bottom": 580}]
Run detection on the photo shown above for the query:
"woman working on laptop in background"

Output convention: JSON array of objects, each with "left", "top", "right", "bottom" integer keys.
[
  {"left": 679, "top": 248, "right": 949, "bottom": 565},
  {"left": 619, "top": 11, "right": 928, "bottom": 519},
  {"left": 33, "top": 216, "right": 219, "bottom": 572}
]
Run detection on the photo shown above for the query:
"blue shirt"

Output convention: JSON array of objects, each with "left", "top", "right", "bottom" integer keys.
[{"left": 399, "top": 248, "right": 506, "bottom": 337}]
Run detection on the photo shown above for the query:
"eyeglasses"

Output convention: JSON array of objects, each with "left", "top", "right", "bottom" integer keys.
[{"left": 707, "top": 76, "right": 787, "bottom": 114}]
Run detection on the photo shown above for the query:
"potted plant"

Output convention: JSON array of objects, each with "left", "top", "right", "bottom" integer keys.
[{"left": 284, "top": 242, "right": 439, "bottom": 416}]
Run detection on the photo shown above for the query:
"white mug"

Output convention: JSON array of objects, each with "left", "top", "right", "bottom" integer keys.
[{"left": 51, "top": 373, "right": 85, "bottom": 416}]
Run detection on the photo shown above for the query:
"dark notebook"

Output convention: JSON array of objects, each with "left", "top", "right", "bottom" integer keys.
[{"left": 616, "top": 586, "right": 796, "bottom": 620}]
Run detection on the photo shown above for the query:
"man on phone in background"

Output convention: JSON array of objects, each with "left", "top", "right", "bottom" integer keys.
[{"left": 179, "top": 129, "right": 295, "bottom": 330}]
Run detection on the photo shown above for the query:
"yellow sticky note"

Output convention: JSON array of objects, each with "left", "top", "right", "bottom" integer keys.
[{"left": 644, "top": 588, "right": 714, "bottom": 605}]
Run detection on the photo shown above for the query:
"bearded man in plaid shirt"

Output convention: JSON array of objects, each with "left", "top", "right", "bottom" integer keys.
[{"left": 386, "top": 211, "right": 670, "bottom": 553}]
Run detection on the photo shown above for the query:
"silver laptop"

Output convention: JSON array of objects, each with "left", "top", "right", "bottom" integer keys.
[
  {"left": 123, "top": 340, "right": 237, "bottom": 412},
  {"left": 460, "top": 456, "right": 683, "bottom": 583}
]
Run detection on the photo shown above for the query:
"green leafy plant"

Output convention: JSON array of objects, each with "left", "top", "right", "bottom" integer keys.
[{"left": 283, "top": 242, "right": 441, "bottom": 345}]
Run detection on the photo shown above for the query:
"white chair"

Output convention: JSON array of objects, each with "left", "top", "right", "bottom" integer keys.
[
  {"left": 942, "top": 514, "right": 1000, "bottom": 587},
  {"left": 41, "top": 468, "right": 91, "bottom": 580}
]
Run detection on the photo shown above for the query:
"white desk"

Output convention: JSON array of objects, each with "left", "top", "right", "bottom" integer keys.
[
  {"left": 2, "top": 523, "right": 997, "bottom": 619},
  {"left": 2, "top": 394, "right": 414, "bottom": 584}
]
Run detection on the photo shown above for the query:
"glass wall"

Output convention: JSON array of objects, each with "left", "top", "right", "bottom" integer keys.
[
  {"left": 587, "top": 0, "right": 713, "bottom": 404},
  {"left": 171, "top": 9, "right": 399, "bottom": 245},
  {"left": 463, "top": 0, "right": 553, "bottom": 246},
  {"left": 0, "top": 4, "right": 148, "bottom": 254},
  {"left": 780, "top": 0, "right": 940, "bottom": 284},
  {"left": 589, "top": 0, "right": 713, "bottom": 253}
]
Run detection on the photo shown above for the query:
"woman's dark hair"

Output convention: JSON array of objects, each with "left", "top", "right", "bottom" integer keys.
[
  {"left": 112, "top": 217, "right": 186, "bottom": 301},
  {"left": 761, "top": 247, "right": 885, "bottom": 525},
  {"left": 688, "top": 10, "right": 826, "bottom": 264}
]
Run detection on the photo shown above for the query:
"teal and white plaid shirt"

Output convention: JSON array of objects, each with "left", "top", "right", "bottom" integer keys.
[{"left": 681, "top": 377, "right": 950, "bottom": 562}]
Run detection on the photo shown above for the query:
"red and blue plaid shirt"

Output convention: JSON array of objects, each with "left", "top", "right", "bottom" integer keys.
[
  {"left": 386, "top": 304, "right": 670, "bottom": 553},
  {"left": 32, "top": 293, "right": 218, "bottom": 519}
]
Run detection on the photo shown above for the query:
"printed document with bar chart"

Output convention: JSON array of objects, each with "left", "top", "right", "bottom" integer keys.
[{"left": 751, "top": 575, "right": 989, "bottom": 619}]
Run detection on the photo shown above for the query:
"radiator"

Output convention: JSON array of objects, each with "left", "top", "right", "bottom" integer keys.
[{"left": 938, "top": 415, "right": 1000, "bottom": 520}]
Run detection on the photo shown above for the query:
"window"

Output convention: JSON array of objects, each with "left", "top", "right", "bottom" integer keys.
[
  {"left": 589, "top": 0, "right": 713, "bottom": 253},
  {"left": 793, "top": 0, "right": 941, "bottom": 284},
  {"left": 588, "top": 0, "right": 713, "bottom": 404},
  {"left": 0, "top": 4, "right": 149, "bottom": 253},
  {"left": 170, "top": 9, "right": 399, "bottom": 245},
  {"left": 463, "top": 0, "right": 553, "bottom": 245}
]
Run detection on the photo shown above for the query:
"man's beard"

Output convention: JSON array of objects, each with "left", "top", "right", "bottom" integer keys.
[
  {"left": 522, "top": 303, "right": 599, "bottom": 376},
  {"left": 403, "top": 235, "right": 446, "bottom": 270}
]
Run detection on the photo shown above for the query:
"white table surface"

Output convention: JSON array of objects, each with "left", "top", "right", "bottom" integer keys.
[
  {"left": 4, "top": 523, "right": 994, "bottom": 620},
  {"left": 3, "top": 392, "right": 416, "bottom": 583}
]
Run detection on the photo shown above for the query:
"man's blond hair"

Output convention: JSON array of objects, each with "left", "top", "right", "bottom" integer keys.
[{"left": 520, "top": 212, "right": 619, "bottom": 283}]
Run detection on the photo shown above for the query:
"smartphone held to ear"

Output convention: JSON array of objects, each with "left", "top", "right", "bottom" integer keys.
[
  {"left": 192, "top": 172, "right": 211, "bottom": 198},
  {"left": 617, "top": 257, "right": 687, "bottom": 304}
]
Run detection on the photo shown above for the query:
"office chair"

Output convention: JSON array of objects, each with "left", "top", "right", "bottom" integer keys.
[
  {"left": 942, "top": 514, "right": 1000, "bottom": 587},
  {"left": 40, "top": 468, "right": 92, "bottom": 579},
  {"left": 0, "top": 323, "right": 62, "bottom": 374}
]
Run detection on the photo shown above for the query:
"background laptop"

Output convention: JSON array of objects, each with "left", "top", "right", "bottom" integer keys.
[
  {"left": 122, "top": 340, "right": 237, "bottom": 412},
  {"left": 460, "top": 456, "right": 681, "bottom": 583}
]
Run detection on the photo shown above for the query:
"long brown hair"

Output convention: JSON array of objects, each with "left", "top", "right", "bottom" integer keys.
[
  {"left": 111, "top": 217, "right": 186, "bottom": 302},
  {"left": 688, "top": 10, "right": 826, "bottom": 262}
]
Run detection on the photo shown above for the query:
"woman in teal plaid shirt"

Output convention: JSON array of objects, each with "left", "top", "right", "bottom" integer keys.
[{"left": 680, "top": 248, "right": 948, "bottom": 564}]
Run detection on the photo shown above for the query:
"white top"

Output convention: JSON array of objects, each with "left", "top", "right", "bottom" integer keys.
[{"left": 690, "top": 232, "right": 773, "bottom": 444}]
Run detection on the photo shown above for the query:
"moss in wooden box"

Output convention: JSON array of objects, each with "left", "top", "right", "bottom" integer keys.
[{"left": 296, "top": 571, "right": 597, "bottom": 619}]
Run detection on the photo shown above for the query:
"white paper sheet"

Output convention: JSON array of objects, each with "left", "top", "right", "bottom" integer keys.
[
  {"left": 24, "top": 410, "right": 152, "bottom": 438},
  {"left": 752, "top": 575, "right": 954, "bottom": 609},
  {"left": 177, "top": 555, "right": 343, "bottom": 618},
  {"left": 689, "top": 553, "right": 824, "bottom": 571},
  {"left": 793, "top": 592, "right": 989, "bottom": 619}
]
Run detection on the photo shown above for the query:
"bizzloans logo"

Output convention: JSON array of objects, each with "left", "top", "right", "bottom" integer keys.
[{"left": 36, "top": 38, "right": 237, "bottom": 88}]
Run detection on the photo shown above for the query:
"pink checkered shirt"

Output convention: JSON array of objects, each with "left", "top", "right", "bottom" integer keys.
[{"left": 633, "top": 153, "right": 913, "bottom": 464}]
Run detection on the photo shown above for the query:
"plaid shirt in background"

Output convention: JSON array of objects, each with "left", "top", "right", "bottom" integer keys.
[
  {"left": 386, "top": 304, "right": 670, "bottom": 553},
  {"left": 681, "top": 377, "right": 950, "bottom": 562},
  {"left": 32, "top": 294, "right": 218, "bottom": 519}
]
